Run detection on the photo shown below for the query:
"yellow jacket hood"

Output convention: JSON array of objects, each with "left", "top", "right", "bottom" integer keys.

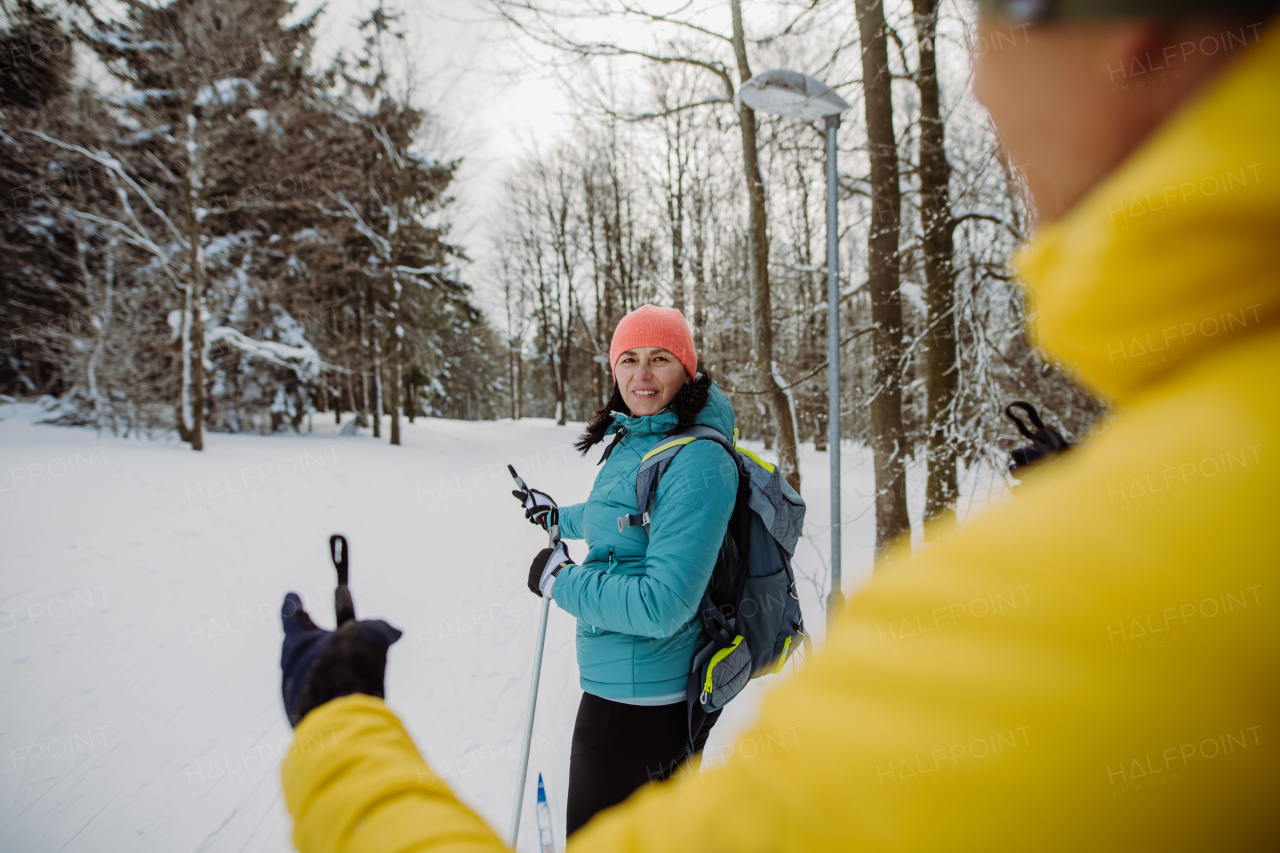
[{"left": 1018, "top": 21, "right": 1280, "bottom": 404}]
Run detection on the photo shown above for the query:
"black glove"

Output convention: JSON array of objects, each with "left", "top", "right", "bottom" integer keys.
[
  {"left": 512, "top": 486, "right": 558, "bottom": 530},
  {"left": 528, "top": 542, "right": 573, "bottom": 598},
  {"left": 280, "top": 592, "right": 402, "bottom": 728}
]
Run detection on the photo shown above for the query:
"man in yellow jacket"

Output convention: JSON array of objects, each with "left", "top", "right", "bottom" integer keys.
[{"left": 280, "top": 1, "right": 1280, "bottom": 849}]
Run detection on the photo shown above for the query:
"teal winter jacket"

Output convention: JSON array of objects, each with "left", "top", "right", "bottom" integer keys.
[{"left": 552, "top": 382, "right": 739, "bottom": 700}]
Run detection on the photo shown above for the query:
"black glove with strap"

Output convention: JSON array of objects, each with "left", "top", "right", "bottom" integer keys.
[
  {"left": 528, "top": 542, "right": 573, "bottom": 598},
  {"left": 280, "top": 592, "right": 402, "bottom": 727}
]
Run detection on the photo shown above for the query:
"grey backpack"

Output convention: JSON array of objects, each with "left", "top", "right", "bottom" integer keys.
[{"left": 616, "top": 425, "right": 810, "bottom": 752}]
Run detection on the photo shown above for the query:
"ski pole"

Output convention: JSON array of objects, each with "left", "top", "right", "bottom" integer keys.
[{"left": 508, "top": 466, "right": 558, "bottom": 849}]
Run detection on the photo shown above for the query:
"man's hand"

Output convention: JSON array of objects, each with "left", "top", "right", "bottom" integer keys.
[{"left": 280, "top": 592, "right": 402, "bottom": 728}]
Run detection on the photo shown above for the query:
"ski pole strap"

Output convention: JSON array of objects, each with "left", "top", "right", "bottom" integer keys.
[
  {"left": 616, "top": 511, "right": 649, "bottom": 532},
  {"left": 1005, "top": 402, "right": 1070, "bottom": 452},
  {"left": 1004, "top": 401, "right": 1073, "bottom": 472}
]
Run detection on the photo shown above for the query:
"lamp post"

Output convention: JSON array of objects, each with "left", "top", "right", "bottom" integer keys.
[{"left": 736, "top": 69, "right": 850, "bottom": 632}]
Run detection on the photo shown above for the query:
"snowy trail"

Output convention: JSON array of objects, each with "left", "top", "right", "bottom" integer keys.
[{"left": 0, "top": 402, "right": 1010, "bottom": 852}]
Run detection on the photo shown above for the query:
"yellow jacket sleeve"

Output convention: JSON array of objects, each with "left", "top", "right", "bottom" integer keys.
[{"left": 281, "top": 694, "right": 507, "bottom": 853}]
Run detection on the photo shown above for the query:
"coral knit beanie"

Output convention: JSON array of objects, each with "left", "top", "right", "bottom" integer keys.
[{"left": 609, "top": 305, "right": 698, "bottom": 380}]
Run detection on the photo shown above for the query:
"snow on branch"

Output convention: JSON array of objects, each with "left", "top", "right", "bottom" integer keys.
[
  {"left": 316, "top": 190, "right": 391, "bottom": 259},
  {"left": 195, "top": 79, "right": 260, "bottom": 107},
  {"left": 372, "top": 127, "right": 406, "bottom": 170},
  {"left": 73, "top": 211, "right": 173, "bottom": 262},
  {"left": 24, "top": 130, "right": 190, "bottom": 250},
  {"left": 88, "top": 29, "right": 171, "bottom": 53},
  {"left": 111, "top": 89, "right": 178, "bottom": 108},
  {"left": 175, "top": 316, "right": 346, "bottom": 376}
]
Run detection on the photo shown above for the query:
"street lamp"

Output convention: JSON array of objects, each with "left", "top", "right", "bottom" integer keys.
[{"left": 736, "top": 69, "right": 850, "bottom": 633}]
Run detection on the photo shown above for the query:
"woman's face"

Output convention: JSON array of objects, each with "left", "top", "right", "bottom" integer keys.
[{"left": 615, "top": 347, "right": 689, "bottom": 416}]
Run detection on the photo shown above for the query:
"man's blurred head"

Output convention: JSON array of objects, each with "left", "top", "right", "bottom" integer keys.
[{"left": 972, "top": 1, "right": 1278, "bottom": 225}]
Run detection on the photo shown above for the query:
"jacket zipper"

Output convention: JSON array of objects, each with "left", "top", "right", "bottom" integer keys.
[{"left": 585, "top": 551, "right": 619, "bottom": 635}]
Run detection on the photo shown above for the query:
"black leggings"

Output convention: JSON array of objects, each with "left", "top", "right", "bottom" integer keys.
[{"left": 565, "top": 692, "right": 720, "bottom": 837}]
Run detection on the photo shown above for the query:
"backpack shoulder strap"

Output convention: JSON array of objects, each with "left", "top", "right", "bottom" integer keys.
[{"left": 616, "top": 426, "right": 738, "bottom": 534}]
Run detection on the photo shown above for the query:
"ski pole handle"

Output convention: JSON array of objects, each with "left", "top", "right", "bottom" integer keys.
[
  {"left": 510, "top": 465, "right": 560, "bottom": 547},
  {"left": 329, "top": 534, "right": 355, "bottom": 626}
]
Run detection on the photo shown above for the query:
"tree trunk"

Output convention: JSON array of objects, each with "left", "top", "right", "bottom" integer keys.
[
  {"left": 190, "top": 303, "right": 205, "bottom": 448},
  {"left": 176, "top": 111, "right": 206, "bottom": 451},
  {"left": 359, "top": 364, "right": 369, "bottom": 425},
  {"left": 670, "top": 201, "right": 685, "bottom": 314},
  {"left": 856, "top": 0, "right": 910, "bottom": 555},
  {"left": 555, "top": 204, "right": 574, "bottom": 426},
  {"left": 553, "top": 299, "right": 569, "bottom": 425},
  {"left": 509, "top": 339, "right": 519, "bottom": 419},
  {"left": 557, "top": 337, "right": 570, "bottom": 425},
  {"left": 389, "top": 281, "right": 401, "bottom": 446},
  {"left": 366, "top": 281, "right": 382, "bottom": 438},
  {"left": 78, "top": 228, "right": 117, "bottom": 429},
  {"left": 31, "top": 349, "right": 46, "bottom": 395},
  {"left": 346, "top": 365, "right": 359, "bottom": 426},
  {"left": 730, "top": 0, "right": 801, "bottom": 493},
  {"left": 516, "top": 344, "right": 524, "bottom": 419},
  {"left": 585, "top": 180, "right": 609, "bottom": 405},
  {"left": 794, "top": 160, "right": 826, "bottom": 453},
  {"left": 390, "top": 362, "right": 402, "bottom": 444},
  {"left": 666, "top": 127, "right": 686, "bottom": 314},
  {"left": 914, "top": 0, "right": 959, "bottom": 538},
  {"left": 690, "top": 188, "right": 707, "bottom": 354},
  {"left": 386, "top": 133, "right": 407, "bottom": 445}
]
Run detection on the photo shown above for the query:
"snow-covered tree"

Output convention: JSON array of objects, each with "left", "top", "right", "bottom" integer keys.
[
  {"left": 2, "top": 0, "right": 500, "bottom": 439},
  {"left": 56, "top": 0, "right": 335, "bottom": 446}
]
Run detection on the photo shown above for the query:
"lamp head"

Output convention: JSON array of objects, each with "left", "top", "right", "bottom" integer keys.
[{"left": 735, "top": 69, "right": 850, "bottom": 123}]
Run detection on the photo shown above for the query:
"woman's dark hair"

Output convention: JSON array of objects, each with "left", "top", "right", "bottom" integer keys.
[{"left": 575, "top": 372, "right": 713, "bottom": 455}]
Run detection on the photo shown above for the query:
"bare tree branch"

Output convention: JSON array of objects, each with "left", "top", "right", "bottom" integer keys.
[
  {"left": 949, "top": 211, "right": 1023, "bottom": 241},
  {"left": 609, "top": 95, "right": 730, "bottom": 123}
]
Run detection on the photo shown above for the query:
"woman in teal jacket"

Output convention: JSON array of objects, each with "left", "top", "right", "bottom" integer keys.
[{"left": 517, "top": 305, "right": 738, "bottom": 835}]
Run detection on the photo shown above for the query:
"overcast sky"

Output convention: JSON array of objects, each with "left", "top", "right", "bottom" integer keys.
[{"left": 300, "top": 0, "right": 577, "bottom": 314}]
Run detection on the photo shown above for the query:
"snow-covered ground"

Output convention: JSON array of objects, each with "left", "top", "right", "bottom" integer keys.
[{"left": 0, "top": 401, "right": 1012, "bottom": 852}]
